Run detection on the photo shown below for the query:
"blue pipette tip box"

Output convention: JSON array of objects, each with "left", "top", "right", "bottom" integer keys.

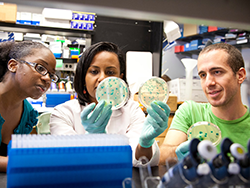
[{"left": 7, "top": 136, "right": 133, "bottom": 188}]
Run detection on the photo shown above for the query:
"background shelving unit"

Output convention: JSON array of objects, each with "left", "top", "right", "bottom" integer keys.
[
  {"left": 0, "top": 21, "right": 94, "bottom": 38},
  {"left": 0, "top": 21, "right": 95, "bottom": 72},
  {"left": 175, "top": 28, "right": 250, "bottom": 56}
]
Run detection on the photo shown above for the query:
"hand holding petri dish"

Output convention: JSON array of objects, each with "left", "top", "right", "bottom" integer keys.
[
  {"left": 96, "top": 77, "right": 129, "bottom": 110},
  {"left": 187, "top": 121, "right": 222, "bottom": 146},
  {"left": 138, "top": 77, "right": 169, "bottom": 108}
]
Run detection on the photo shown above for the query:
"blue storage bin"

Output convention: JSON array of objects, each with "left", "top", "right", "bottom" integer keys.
[
  {"left": 189, "top": 39, "right": 203, "bottom": 50},
  {"left": 70, "top": 50, "right": 79, "bottom": 56},
  {"left": 53, "top": 53, "right": 62, "bottom": 58},
  {"left": 20, "top": 20, "right": 32, "bottom": 25},
  {"left": 184, "top": 43, "right": 190, "bottom": 51},
  {"left": 7, "top": 134, "right": 132, "bottom": 188},
  {"left": 46, "top": 93, "right": 71, "bottom": 107},
  {"left": 70, "top": 20, "right": 78, "bottom": 29},
  {"left": 199, "top": 25, "right": 208, "bottom": 34}
]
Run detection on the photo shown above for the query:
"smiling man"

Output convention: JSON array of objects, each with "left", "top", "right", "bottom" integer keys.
[{"left": 159, "top": 43, "right": 250, "bottom": 164}]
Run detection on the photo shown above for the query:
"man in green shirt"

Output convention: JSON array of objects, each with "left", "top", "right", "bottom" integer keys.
[{"left": 159, "top": 43, "right": 250, "bottom": 164}]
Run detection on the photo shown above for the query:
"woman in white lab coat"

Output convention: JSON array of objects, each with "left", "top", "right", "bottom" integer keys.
[{"left": 50, "top": 41, "right": 170, "bottom": 166}]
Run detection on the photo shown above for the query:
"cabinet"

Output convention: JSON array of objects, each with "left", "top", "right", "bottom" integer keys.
[{"left": 175, "top": 28, "right": 250, "bottom": 56}]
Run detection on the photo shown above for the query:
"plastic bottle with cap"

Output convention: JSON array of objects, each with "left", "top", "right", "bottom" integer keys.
[
  {"left": 65, "top": 80, "right": 73, "bottom": 93},
  {"left": 50, "top": 82, "right": 58, "bottom": 92},
  {"left": 58, "top": 81, "right": 65, "bottom": 92}
]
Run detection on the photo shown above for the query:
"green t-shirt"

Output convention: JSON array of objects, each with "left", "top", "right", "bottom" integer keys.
[{"left": 170, "top": 100, "right": 250, "bottom": 152}]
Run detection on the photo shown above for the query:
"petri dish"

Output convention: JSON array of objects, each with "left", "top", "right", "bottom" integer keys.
[
  {"left": 96, "top": 77, "right": 129, "bottom": 110},
  {"left": 187, "top": 121, "right": 222, "bottom": 146},
  {"left": 138, "top": 77, "right": 169, "bottom": 108}
]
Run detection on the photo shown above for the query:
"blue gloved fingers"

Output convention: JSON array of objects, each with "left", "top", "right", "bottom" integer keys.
[
  {"left": 94, "top": 104, "right": 112, "bottom": 125},
  {"left": 80, "top": 102, "right": 96, "bottom": 122},
  {"left": 87, "top": 100, "right": 106, "bottom": 122},
  {"left": 99, "top": 107, "right": 112, "bottom": 129},
  {"left": 147, "top": 101, "right": 170, "bottom": 123},
  {"left": 145, "top": 115, "right": 160, "bottom": 131},
  {"left": 175, "top": 140, "right": 191, "bottom": 160},
  {"left": 155, "top": 101, "right": 170, "bottom": 117},
  {"left": 176, "top": 149, "right": 190, "bottom": 161},
  {"left": 179, "top": 140, "right": 191, "bottom": 152}
]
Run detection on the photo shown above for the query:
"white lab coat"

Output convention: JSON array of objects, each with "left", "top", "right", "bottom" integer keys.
[{"left": 49, "top": 99, "right": 160, "bottom": 167}]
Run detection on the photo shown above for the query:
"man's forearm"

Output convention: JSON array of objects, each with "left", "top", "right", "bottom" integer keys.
[{"left": 159, "top": 144, "right": 178, "bottom": 165}]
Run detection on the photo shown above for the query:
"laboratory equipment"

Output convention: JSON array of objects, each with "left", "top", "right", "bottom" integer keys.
[
  {"left": 122, "top": 177, "right": 135, "bottom": 188},
  {"left": 96, "top": 77, "right": 129, "bottom": 110},
  {"left": 7, "top": 134, "right": 132, "bottom": 188},
  {"left": 65, "top": 80, "right": 73, "bottom": 93},
  {"left": 138, "top": 156, "right": 161, "bottom": 188},
  {"left": 218, "top": 142, "right": 245, "bottom": 188},
  {"left": 193, "top": 138, "right": 242, "bottom": 188},
  {"left": 50, "top": 82, "right": 58, "bottom": 92},
  {"left": 221, "top": 139, "right": 250, "bottom": 187},
  {"left": 158, "top": 138, "right": 216, "bottom": 188},
  {"left": 58, "top": 81, "right": 65, "bottom": 92},
  {"left": 138, "top": 77, "right": 169, "bottom": 109},
  {"left": 187, "top": 121, "right": 221, "bottom": 146},
  {"left": 237, "top": 139, "right": 250, "bottom": 187}
]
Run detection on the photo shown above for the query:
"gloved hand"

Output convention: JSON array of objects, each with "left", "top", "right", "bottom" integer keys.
[
  {"left": 139, "top": 101, "right": 170, "bottom": 148},
  {"left": 175, "top": 140, "right": 191, "bottom": 161},
  {"left": 81, "top": 100, "right": 112, "bottom": 133}
]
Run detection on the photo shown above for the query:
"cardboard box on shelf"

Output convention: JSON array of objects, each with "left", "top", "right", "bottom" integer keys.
[
  {"left": 41, "top": 8, "right": 72, "bottom": 28},
  {"left": 0, "top": 3, "right": 17, "bottom": 23},
  {"left": 42, "top": 8, "right": 72, "bottom": 20},
  {"left": 183, "top": 24, "right": 198, "bottom": 37},
  {"left": 167, "top": 93, "right": 177, "bottom": 112}
]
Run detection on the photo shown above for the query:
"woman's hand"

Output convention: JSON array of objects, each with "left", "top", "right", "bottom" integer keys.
[{"left": 80, "top": 100, "right": 112, "bottom": 133}]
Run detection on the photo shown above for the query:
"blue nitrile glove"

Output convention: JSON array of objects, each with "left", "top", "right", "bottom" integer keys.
[
  {"left": 175, "top": 140, "right": 191, "bottom": 161},
  {"left": 81, "top": 100, "right": 112, "bottom": 133},
  {"left": 139, "top": 101, "right": 170, "bottom": 148}
]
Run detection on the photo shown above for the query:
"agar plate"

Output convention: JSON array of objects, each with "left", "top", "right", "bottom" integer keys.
[
  {"left": 138, "top": 77, "right": 169, "bottom": 108},
  {"left": 96, "top": 77, "right": 129, "bottom": 110},
  {"left": 187, "top": 121, "right": 221, "bottom": 146}
]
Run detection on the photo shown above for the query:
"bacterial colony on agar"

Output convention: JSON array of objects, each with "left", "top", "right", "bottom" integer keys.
[
  {"left": 138, "top": 77, "right": 169, "bottom": 108},
  {"left": 96, "top": 77, "right": 129, "bottom": 110},
  {"left": 187, "top": 121, "right": 222, "bottom": 146}
]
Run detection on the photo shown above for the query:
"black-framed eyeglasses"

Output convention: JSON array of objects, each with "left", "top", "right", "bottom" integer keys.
[{"left": 19, "top": 60, "right": 59, "bottom": 83}]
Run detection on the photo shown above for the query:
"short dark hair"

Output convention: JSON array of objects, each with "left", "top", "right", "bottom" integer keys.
[
  {"left": 74, "top": 41, "right": 129, "bottom": 105},
  {"left": 0, "top": 41, "right": 50, "bottom": 82},
  {"left": 199, "top": 43, "right": 245, "bottom": 74}
]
